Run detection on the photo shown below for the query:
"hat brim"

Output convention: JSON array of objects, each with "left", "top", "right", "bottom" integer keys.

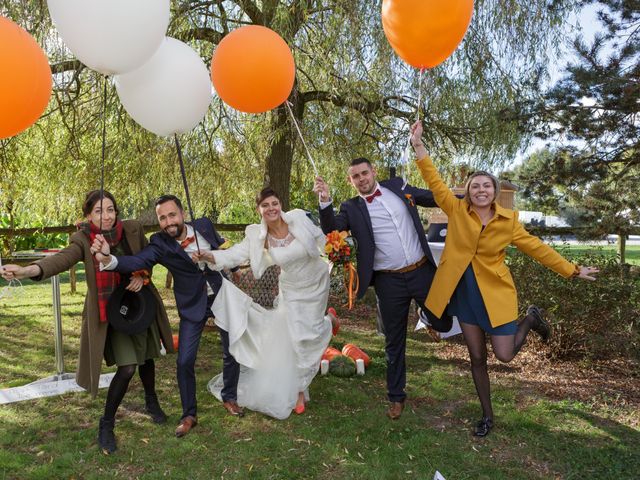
[{"left": 107, "top": 283, "right": 157, "bottom": 335}]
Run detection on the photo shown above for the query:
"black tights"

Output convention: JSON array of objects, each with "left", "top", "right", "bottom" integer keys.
[
  {"left": 460, "top": 314, "right": 536, "bottom": 419},
  {"left": 103, "top": 359, "right": 156, "bottom": 420}
]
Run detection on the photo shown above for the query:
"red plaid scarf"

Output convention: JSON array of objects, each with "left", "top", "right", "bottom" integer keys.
[{"left": 78, "top": 220, "right": 123, "bottom": 323}]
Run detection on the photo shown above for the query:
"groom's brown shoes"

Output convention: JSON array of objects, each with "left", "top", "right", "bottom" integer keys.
[
  {"left": 175, "top": 416, "right": 197, "bottom": 437},
  {"left": 386, "top": 401, "right": 405, "bottom": 420},
  {"left": 223, "top": 401, "right": 245, "bottom": 417}
]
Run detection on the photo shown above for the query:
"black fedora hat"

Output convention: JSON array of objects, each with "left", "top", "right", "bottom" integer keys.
[
  {"left": 418, "top": 304, "right": 453, "bottom": 333},
  {"left": 107, "top": 283, "right": 157, "bottom": 335}
]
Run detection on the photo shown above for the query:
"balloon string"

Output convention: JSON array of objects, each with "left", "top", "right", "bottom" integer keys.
[
  {"left": 99, "top": 75, "right": 108, "bottom": 235},
  {"left": 401, "top": 67, "right": 425, "bottom": 189},
  {"left": 285, "top": 101, "right": 318, "bottom": 177},
  {"left": 174, "top": 134, "right": 201, "bottom": 253},
  {"left": 284, "top": 101, "right": 322, "bottom": 202}
]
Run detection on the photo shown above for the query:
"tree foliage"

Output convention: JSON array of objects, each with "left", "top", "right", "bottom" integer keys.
[
  {"left": 514, "top": 0, "right": 640, "bottom": 244},
  {"left": 0, "top": 0, "right": 576, "bottom": 228}
]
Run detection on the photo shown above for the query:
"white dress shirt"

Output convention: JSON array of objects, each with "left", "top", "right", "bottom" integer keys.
[{"left": 320, "top": 183, "right": 425, "bottom": 271}]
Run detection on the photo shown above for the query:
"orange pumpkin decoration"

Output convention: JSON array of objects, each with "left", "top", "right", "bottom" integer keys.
[
  {"left": 321, "top": 346, "right": 342, "bottom": 362},
  {"left": 342, "top": 343, "right": 370, "bottom": 367}
]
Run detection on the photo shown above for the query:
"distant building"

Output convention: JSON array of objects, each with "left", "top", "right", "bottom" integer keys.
[{"left": 518, "top": 211, "right": 569, "bottom": 227}]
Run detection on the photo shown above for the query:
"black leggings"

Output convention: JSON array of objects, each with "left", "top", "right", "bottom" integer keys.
[{"left": 103, "top": 359, "right": 156, "bottom": 420}]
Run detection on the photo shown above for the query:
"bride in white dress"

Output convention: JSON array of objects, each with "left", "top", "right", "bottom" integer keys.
[{"left": 191, "top": 188, "right": 336, "bottom": 419}]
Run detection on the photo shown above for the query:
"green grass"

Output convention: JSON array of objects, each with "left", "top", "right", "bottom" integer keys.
[{"left": 0, "top": 267, "right": 638, "bottom": 479}]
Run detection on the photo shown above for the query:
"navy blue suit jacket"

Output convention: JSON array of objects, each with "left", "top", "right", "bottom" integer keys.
[
  {"left": 319, "top": 177, "right": 437, "bottom": 298},
  {"left": 113, "top": 218, "right": 225, "bottom": 323}
]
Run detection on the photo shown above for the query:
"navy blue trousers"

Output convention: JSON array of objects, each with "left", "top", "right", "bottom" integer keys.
[
  {"left": 374, "top": 262, "right": 435, "bottom": 402},
  {"left": 176, "top": 295, "right": 240, "bottom": 419}
]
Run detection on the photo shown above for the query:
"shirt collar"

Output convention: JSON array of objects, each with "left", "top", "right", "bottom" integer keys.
[
  {"left": 176, "top": 224, "right": 195, "bottom": 244},
  {"left": 359, "top": 182, "right": 382, "bottom": 201}
]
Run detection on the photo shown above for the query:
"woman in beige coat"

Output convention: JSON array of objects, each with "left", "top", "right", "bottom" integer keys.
[
  {"left": 410, "top": 121, "right": 599, "bottom": 436},
  {"left": 1, "top": 190, "right": 174, "bottom": 454}
]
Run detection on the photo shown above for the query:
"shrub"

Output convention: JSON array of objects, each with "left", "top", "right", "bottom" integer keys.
[{"left": 508, "top": 245, "right": 639, "bottom": 361}]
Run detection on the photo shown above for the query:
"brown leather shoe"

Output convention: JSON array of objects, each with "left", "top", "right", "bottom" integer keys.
[
  {"left": 386, "top": 401, "right": 405, "bottom": 420},
  {"left": 175, "top": 416, "right": 197, "bottom": 438},
  {"left": 223, "top": 401, "right": 245, "bottom": 417}
]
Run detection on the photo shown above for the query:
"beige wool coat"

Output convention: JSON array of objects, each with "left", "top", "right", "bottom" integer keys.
[{"left": 34, "top": 220, "right": 174, "bottom": 397}]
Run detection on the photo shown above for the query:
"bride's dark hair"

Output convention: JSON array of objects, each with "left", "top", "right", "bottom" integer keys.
[{"left": 255, "top": 187, "right": 282, "bottom": 206}]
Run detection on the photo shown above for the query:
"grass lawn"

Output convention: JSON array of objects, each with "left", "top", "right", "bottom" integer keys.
[{"left": 0, "top": 266, "right": 638, "bottom": 479}]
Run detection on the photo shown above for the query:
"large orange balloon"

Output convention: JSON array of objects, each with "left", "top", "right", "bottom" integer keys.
[
  {"left": 382, "top": 0, "right": 474, "bottom": 69},
  {"left": 0, "top": 16, "right": 52, "bottom": 139},
  {"left": 211, "top": 26, "right": 295, "bottom": 114}
]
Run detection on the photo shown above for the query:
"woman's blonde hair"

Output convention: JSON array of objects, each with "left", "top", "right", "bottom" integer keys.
[{"left": 463, "top": 171, "right": 500, "bottom": 205}]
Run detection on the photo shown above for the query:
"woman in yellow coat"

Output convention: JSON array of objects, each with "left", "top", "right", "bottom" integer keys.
[{"left": 410, "top": 120, "right": 599, "bottom": 436}]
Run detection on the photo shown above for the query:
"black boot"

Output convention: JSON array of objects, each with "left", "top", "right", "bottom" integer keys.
[
  {"left": 98, "top": 417, "right": 117, "bottom": 454},
  {"left": 473, "top": 417, "right": 494, "bottom": 437},
  {"left": 145, "top": 393, "right": 167, "bottom": 424},
  {"left": 527, "top": 305, "right": 551, "bottom": 342}
]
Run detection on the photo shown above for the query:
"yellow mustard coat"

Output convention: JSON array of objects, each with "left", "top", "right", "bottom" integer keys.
[{"left": 416, "top": 155, "right": 577, "bottom": 327}]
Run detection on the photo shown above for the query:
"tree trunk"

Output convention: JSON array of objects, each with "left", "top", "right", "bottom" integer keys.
[
  {"left": 263, "top": 91, "right": 303, "bottom": 211},
  {"left": 617, "top": 232, "right": 626, "bottom": 264}
]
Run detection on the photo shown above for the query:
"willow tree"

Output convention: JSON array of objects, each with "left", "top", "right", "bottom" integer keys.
[{"left": 1, "top": 0, "right": 577, "bottom": 224}]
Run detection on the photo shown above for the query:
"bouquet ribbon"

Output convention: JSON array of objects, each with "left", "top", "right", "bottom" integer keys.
[{"left": 342, "top": 262, "right": 359, "bottom": 310}]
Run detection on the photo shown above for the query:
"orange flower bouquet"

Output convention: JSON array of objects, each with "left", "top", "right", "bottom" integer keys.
[{"left": 324, "top": 231, "right": 359, "bottom": 309}]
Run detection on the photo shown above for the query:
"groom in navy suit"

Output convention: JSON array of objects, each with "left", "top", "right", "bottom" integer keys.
[
  {"left": 314, "top": 157, "right": 442, "bottom": 420},
  {"left": 92, "top": 195, "right": 243, "bottom": 437}
]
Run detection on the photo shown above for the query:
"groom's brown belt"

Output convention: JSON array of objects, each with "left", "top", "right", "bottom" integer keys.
[{"left": 376, "top": 256, "right": 427, "bottom": 274}]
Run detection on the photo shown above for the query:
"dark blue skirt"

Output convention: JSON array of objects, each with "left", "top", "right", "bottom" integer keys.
[{"left": 447, "top": 264, "right": 517, "bottom": 336}]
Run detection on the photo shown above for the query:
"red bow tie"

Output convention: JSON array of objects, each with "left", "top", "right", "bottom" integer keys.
[
  {"left": 180, "top": 236, "right": 195, "bottom": 249},
  {"left": 365, "top": 189, "right": 382, "bottom": 203}
]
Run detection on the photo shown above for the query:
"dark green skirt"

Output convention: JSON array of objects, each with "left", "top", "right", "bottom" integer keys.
[{"left": 104, "top": 320, "right": 162, "bottom": 367}]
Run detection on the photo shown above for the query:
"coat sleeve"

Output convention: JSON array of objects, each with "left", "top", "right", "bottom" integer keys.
[
  {"left": 115, "top": 234, "right": 165, "bottom": 273},
  {"left": 404, "top": 184, "right": 438, "bottom": 208},
  {"left": 319, "top": 201, "right": 351, "bottom": 234},
  {"left": 32, "top": 235, "right": 85, "bottom": 280},
  {"left": 510, "top": 212, "right": 576, "bottom": 278},
  {"left": 415, "top": 154, "right": 458, "bottom": 216},
  {"left": 210, "top": 228, "right": 252, "bottom": 270}
]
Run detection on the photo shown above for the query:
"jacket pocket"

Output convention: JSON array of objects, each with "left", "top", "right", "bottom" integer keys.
[{"left": 496, "top": 265, "right": 510, "bottom": 277}]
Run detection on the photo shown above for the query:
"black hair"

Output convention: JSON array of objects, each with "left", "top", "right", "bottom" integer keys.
[
  {"left": 349, "top": 157, "right": 372, "bottom": 168},
  {"left": 82, "top": 190, "right": 119, "bottom": 216},
  {"left": 155, "top": 194, "right": 183, "bottom": 210},
  {"left": 255, "top": 187, "right": 282, "bottom": 207}
]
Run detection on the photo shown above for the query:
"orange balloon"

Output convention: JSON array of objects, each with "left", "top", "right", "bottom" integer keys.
[
  {"left": 211, "top": 26, "right": 295, "bottom": 113},
  {"left": 0, "top": 16, "right": 52, "bottom": 139},
  {"left": 381, "top": 0, "right": 474, "bottom": 69}
]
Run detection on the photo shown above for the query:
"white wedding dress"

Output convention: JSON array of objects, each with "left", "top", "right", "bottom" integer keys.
[{"left": 207, "top": 218, "right": 332, "bottom": 420}]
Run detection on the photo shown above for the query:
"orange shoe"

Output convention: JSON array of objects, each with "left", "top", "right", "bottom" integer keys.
[
  {"left": 327, "top": 307, "right": 340, "bottom": 336},
  {"left": 294, "top": 403, "right": 305, "bottom": 415}
]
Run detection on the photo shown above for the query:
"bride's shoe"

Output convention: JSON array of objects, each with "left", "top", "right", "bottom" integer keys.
[
  {"left": 327, "top": 307, "right": 340, "bottom": 336},
  {"left": 294, "top": 393, "right": 306, "bottom": 414}
]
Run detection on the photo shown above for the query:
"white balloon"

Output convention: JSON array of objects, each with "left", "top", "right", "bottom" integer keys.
[
  {"left": 114, "top": 38, "right": 213, "bottom": 137},
  {"left": 47, "top": 0, "right": 170, "bottom": 75}
]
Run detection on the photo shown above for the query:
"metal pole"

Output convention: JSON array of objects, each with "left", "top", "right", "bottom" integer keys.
[{"left": 51, "top": 274, "right": 64, "bottom": 377}]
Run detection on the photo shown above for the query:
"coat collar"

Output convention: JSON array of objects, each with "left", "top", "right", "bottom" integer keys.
[{"left": 465, "top": 201, "right": 514, "bottom": 219}]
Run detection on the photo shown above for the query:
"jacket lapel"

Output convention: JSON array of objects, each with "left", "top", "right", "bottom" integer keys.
[{"left": 354, "top": 196, "right": 374, "bottom": 239}]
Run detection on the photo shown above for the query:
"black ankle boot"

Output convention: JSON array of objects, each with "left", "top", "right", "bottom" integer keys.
[
  {"left": 473, "top": 417, "right": 494, "bottom": 437},
  {"left": 98, "top": 417, "right": 117, "bottom": 454},
  {"left": 145, "top": 393, "right": 167, "bottom": 424},
  {"left": 527, "top": 305, "right": 551, "bottom": 342}
]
